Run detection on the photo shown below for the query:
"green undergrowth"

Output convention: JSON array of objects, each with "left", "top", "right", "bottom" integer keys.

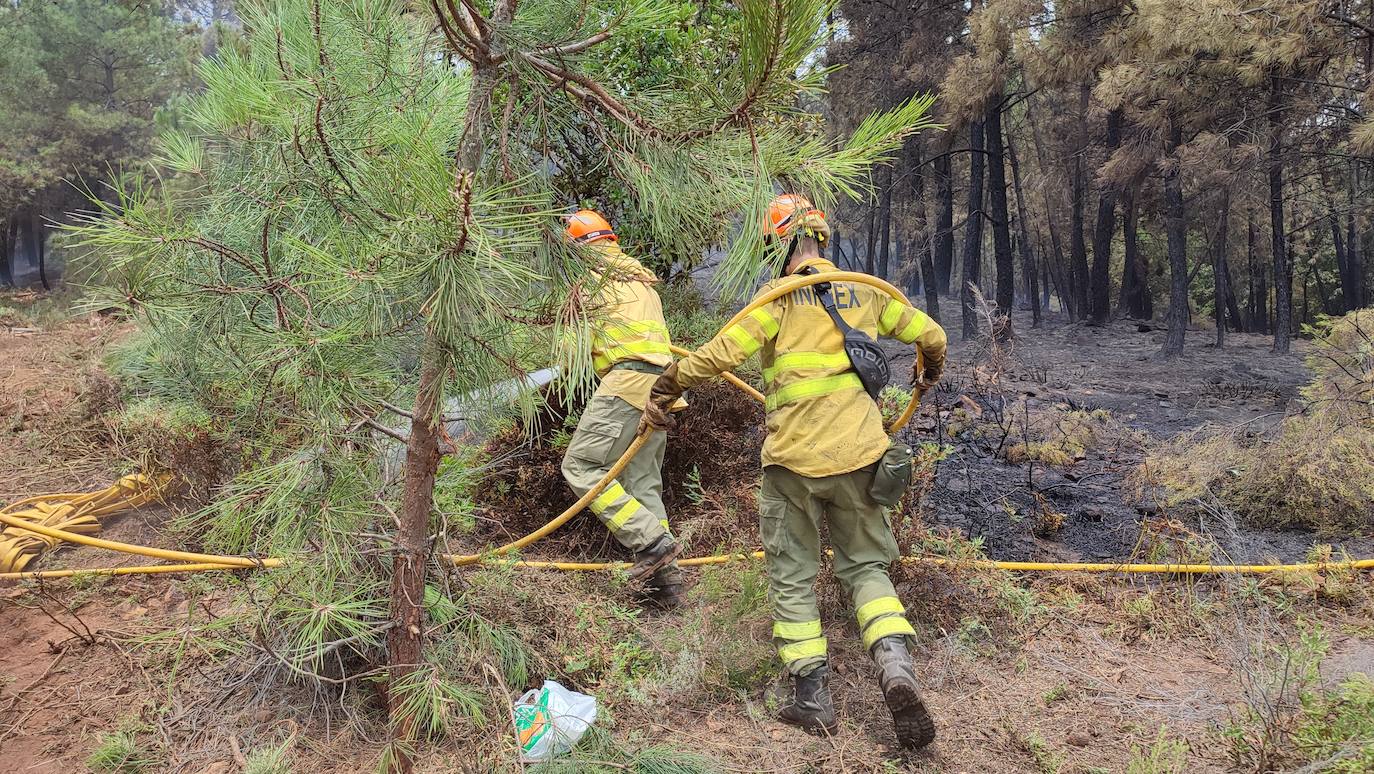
[
  {"left": 85, "top": 724, "right": 160, "bottom": 774},
  {"left": 1226, "top": 626, "right": 1374, "bottom": 771}
]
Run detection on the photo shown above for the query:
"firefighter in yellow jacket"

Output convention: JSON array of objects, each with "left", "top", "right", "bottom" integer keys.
[
  {"left": 561, "top": 210, "right": 684, "bottom": 607},
  {"left": 642, "top": 195, "right": 947, "bottom": 748}
]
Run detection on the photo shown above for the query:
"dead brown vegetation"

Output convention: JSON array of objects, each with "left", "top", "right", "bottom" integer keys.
[{"left": 1133, "top": 310, "right": 1374, "bottom": 536}]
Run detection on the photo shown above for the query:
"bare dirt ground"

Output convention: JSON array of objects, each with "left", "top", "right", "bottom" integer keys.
[
  {"left": 3, "top": 303, "right": 1373, "bottom": 773},
  {"left": 1, "top": 313, "right": 128, "bottom": 501}
]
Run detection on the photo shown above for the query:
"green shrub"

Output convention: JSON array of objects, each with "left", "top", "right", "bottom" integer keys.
[
  {"left": 1126, "top": 726, "right": 1188, "bottom": 774},
  {"left": 243, "top": 741, "right": 293, "bottom": 774},
  {"left": 86, "top": 731, "right": 156, "bottom": 773},
  {"left": 1293, "top": 673, "right": 1374, "bottom": 771}
]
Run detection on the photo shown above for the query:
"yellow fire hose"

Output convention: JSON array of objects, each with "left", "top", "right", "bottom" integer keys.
[{"left": 3, "top": 271, "right": 1373, "bottom": 580}]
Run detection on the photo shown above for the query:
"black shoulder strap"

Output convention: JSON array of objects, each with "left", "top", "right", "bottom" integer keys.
[{"left": 800, "top": 266, "right": 853, "bottom": 334}]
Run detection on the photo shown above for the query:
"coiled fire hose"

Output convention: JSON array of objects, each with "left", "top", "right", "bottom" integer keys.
[{"left": 3, "top": 271, "right": 1373, "bottom": 580}]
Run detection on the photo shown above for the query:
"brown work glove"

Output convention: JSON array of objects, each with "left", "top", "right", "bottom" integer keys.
[
  {"left": 639, "top": 362, "right": 684, "bottom": 434},
  {"left": 913, "top": 354, "right": 944, "bottom": 393}
]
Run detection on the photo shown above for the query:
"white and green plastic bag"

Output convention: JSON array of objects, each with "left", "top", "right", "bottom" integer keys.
[{"left": 513, "top": 680, "right": 597, "bottom": 762}]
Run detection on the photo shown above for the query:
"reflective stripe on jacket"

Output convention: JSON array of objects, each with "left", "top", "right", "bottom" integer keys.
[
  {"left": 585, "top": 244, "right": 679, "bottom": 411},
  {"left": 676, "top": 258, "right": 946, "bottom": 477}
]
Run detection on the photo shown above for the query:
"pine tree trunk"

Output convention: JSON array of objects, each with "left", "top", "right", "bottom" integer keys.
[
  {"left": 1041, "top": 241, "right": 1052, "bottom": 310},
  {"left": 865, "top": 198, "right": 878, "bottom": 276},
  {"left": 1088, "top": 109, "right": 1122, "bottom": 325},
  {"left": 387, "top": 58, "right": 502, "bottom": 774},
  {"left": 1346, "top": 164, "right": 1365, "bottom": 310},
  {"left": 1069, "top": 84, "right": 1091, "bottom": 321},
  {"left": 961, "top": 119, "right": 986, "bottom": 340},
  {"left": 1213, "top": 188, "right": 1230, "bottom": 347},
  {"left": 1331, "top": 208, "right": 1349, "bottom": 310},
  {"left": 1008, "top": 132, "right": 1040, "bottom": 327},
  {"left": 910, "top": 142, "right": 941, "bottom": 323},
  {"left": 985, "top": 103, "right": 1014, "bottom": 339},
  {"left": 1162, "top": 120, "right": 1188, "bottom": 357},
  {"left": 1223, "top": 255, "right": 1245, "bottom": 333},
  {"left": 1120, "top": 185, "right": 1148, "bottom": 319},
  {"left": 1269, "top": 78, "right": 1292, "bottom": 354},
  {"left": 35, "top": 215, "right": 50, "bottom": 291},
  {"left": 878, "top": 167, "right": 893, "bottom": 279},
  {"left": 934, "top": 149, "right": 954, "bottom": 295},
  {"left": 1249, "top": 210, "right": 1268, "bottom": 333},
  {"left": 0, "top": 215, "right": 12, "bottom": 287}
]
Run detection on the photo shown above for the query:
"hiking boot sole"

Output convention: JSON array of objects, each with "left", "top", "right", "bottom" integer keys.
[{"left": 884, "top": 680, "right": 936, "bottom": 750}]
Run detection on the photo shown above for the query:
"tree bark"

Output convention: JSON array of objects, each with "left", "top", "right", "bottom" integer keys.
[
  {"left": 0, "top": 215, "right": 12, "bottom": 287},
  {"left": 985, "top": 102, "right": 1014, "bottom": 339},
  {"left": 1346, "top": 163, "right": 1366, "bottom": 310},
  {"left": 910, "top": 141, "right": 940, "bottom": 323},
  {"left": 933, "top": 149, "right": 955, "bottom": 295},
  {"left": 1161, "top": 120, "right": 1188, "bottom": 357},
  {"left": 1120, "top": 184, "right": 1151, "bottom": 319},
  {"left": 1069, "top": 83, "right": 1091, "bottom": 320},
  {"left": 878, "top": 167, "right": 893, "bottom": 279},
  {"left": 1223, "top": 255, "right": 1245, "bottom": 333},
  {"left": 961, "top": 119, "right": 986, "bottom": 340},
  {"left": 864, "top": 198, "right": 878, "bottom": 276},
  {"left": 1008, "top": 131, "right": 1040, "bottom": 327},
  {"left": 1269, "top": 77, "right": 1292, "bottom": 353},
  {"left": 1213, "top": 188, "right": 1230, "bottom": 347},
  {"left": 1331, "top": 207, "right": 1349, "bottom": 310},
  {"left": 1089, "top": 109, "right": 1122, "bottom": 325},
  {"left": 386, "top": 56, "right": 502, "bottom": 773}
]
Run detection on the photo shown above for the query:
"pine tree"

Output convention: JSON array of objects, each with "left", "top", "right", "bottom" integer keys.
[{"left": 69, "top": 0, "right": 935, "bottom": 768}]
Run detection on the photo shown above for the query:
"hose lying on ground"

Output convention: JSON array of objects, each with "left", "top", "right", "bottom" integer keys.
[{"left": 3, "top": 272, "right": 1372, "bottom": 581}]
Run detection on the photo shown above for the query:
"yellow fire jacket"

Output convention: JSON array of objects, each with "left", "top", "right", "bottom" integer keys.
[
  {"left": 676, "top": 258, "right": 947, "bottom": 477},
  {"left": 584, "top": 244, "right": 681, "bottom": 411}
]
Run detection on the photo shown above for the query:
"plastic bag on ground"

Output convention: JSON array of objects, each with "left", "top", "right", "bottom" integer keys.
[{"left": 512, "top": 679, "right": 597, "bottom": 762}]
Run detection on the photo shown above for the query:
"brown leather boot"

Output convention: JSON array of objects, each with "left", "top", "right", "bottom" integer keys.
[
  {"left": 778, "top": 664, "right": 838, "bottom": 735},
  {"left": 871, "top": 636, "right": 935, "bottom": 750},
  {"left": 629, "top": 534, "right": 683, "bottom": 581},
  {"left": 643, "top": 561, "right": 685, "bottom": 610}
]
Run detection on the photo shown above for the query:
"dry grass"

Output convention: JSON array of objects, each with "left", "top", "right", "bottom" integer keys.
[{"left": 1133, "top": 309, "right": 1374, "bottom": 536}]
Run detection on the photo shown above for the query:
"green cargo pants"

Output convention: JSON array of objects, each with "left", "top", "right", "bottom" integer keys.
[
  {"left": 759, "top": 464, "right": 916, "bottom": 676},
  {"left": 561, "top": 393, "right": 670, "bottom": 552}
]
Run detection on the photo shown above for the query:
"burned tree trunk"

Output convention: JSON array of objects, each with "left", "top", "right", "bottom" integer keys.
[
  {"left": 1008, "top": 130, "right": 1040, "bottom": 327},
  {"left": 1213, "top": 189, "right": 1231, "bottom": 347},
  {"left": 985, "top": 102, "right": 1014, "bottom": 339},
  {"left": 1069, "top": 84, "right": 1091, "bottom": 321},
  {"left": 1162, "top": 120, "right": 1188, "bottom": 358},
  {"left": 878, "top": 167, "right": 893, "bottom": 279},
  {"left": 961, "top": 119, "right": 986, "bottom": 340},
  {"left": 1346, "top": 165, "right": 1366, "bottom": 310},
  {"left": 1269, "top": 78, "right": 1292, "bottom": 353},
  {"left": 933, "top": 149, "right": 955, "bottom": 295},
  {"left": 1089, "top": 109, "right": 1122, "bottom": 325},
  {"left": 865, "top": 198, "right": 878, "bottom": 276},
  {"left": 909, "top": 141, "right": 941, "bottom": 323},
  {"left": 1223, "top": 255, "right": 1245, "bottom": 333}
]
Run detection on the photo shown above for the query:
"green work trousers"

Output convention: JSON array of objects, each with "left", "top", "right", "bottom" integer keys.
[
  {"left": 759, "top": 464, "right": 916, "bottom": 676},
  {"left": 561, "top": 393, "right": 670, "bottom": 552}
]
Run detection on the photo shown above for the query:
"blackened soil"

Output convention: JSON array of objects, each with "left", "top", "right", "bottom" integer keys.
[
  {"left": 889, "top": 310, "right": 1374, "bottom": 565},
  {"left": 475, "top": 308, "right": 1372, "bottom": 566}
]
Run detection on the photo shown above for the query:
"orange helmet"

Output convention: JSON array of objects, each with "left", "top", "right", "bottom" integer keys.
[
  {"left": 565, "top": 209, "right": 617, "bottom": 244},
  {"left": 765, "top": 194, "right": 827, "bottom": 239}
]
